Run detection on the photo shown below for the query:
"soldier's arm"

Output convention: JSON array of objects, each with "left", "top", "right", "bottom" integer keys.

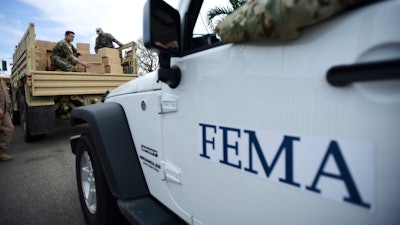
[
  {"left": 110, "top": 33, "right": 123, "bottom": 46},
  {"left": 94, "top": 38, "right": 100, "bottom": 53},
  {"left": 72, "top": 45, "right": 81, "bottom": 56},
  {"left": 216, "top": 0, "right": 372, "bottom": 42}
]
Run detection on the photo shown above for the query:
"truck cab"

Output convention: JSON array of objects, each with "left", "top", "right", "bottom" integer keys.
[{"left": 70, "top": 0, "right": 400, "bottom": 224}]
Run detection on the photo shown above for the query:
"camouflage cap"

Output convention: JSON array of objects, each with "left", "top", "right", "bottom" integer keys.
[{"left": 96, "top": 28, "right": 103, "bottom": 34}]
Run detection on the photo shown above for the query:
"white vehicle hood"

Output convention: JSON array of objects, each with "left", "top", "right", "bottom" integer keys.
[{"left": 106, "top": 71, "right": 161, "bottom": 99}]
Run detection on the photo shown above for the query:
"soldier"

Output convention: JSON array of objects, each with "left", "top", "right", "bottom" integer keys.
[
  {"left": 51, "top": 31, "right": 90, "bottom": 72},
  {"left": 0, "top": 76, "right": 14, "bottom": 162},
  {"left": 94, "top": 28, "right": 124, "bottom": 53}
]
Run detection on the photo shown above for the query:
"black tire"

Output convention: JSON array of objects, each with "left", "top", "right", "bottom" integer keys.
[
  {"left": 19, "top": 95, "right": 46, "bottom": 142},
  {"left": 11, "top": 89, "right": 20, "bottom": 125},
  {"left": 11, "top": 109, "right": 20, "bottom": 125},
  {"left": 75, "top": 130, "right": 129, "bottom": 225}
]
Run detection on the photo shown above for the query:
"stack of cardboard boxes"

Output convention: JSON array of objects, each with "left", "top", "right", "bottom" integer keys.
[
  {"left": 76, "top": 43, "right": 103, "bottom": 73},
  {"left": 34, "top": 40, "right": 124, "bottom": 74},
  {"left": 100, "top": 48, "right": 123, "bottom": 74},
  {"left": 35, "top": 40, "right": 55, "bottom": 71}
]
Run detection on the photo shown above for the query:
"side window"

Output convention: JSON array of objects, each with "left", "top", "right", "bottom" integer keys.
[
  {"left": 193, "top": 0, "right": 216, "bottom": 38},
  {"left": 188, "top": 0, "right": 223, "bottom": 52},
  {"left": 151, "top": 0, "right": 228, "bottom": 55}
]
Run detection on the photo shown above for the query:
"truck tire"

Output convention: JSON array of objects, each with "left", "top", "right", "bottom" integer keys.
[
  {"left": 12, "top": 109, "right": 21, "bottom": 125},
  {"left": 11, "top": 89, "right": 20, "bottom": 125},
  {"left": 19, "top": 95, "right": 46, "bottom": 142},
  {"left": 75, "top": 130, "right": 129, "bottom": 225}
]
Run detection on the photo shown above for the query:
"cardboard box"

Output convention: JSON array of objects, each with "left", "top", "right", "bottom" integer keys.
[
  {"left": 97, "top": 48, "right": 120, "bottom": 58},
  {"left": 76, "top": 64, "right": 86, "bottom": 72},
  {"left": 36, "top": 40, "right": 55, "bottom": 52},
  {"left": 78, "top": 54, "right": 102, "bottom": 64},
  {"left": 102, "top": 56, "right": 121, "bottom": 65},
  {"left": 36, "top": 40, "right": 58, "bottom": 71},
  {"left": 105, "top": 65, "right": 123, "bottom": 74},
  {"left": 35, "top": 51, "right": 47, "bottom": 71},
  {"left": 48, "top": 41, "right": 55, "bottom": 50},
  {"left": 77, "top": 43, "right": 90, "bottom": 55},
  {"left": 86, "top": 63, "right": 105, "bottom": 73},
  {"left": 35, "top": 40, "right": 48, "bottom": 51},
  {"left": 46, "top": 50, "right": 53, "bottom": 71}
]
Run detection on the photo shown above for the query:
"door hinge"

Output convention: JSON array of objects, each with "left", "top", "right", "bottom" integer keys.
[
  {"left": 159, "top": 93, "right": 178, "bottom": 114},
  {"left": 161, "top": 160, "right": 182, "bottom": 184}
]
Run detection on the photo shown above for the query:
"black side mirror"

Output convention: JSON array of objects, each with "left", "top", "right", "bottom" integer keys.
[
  {"left": 143, "top": 0, "right": 182, "bottom": 89},
  {"left": 143, "top": 0, "right": 181, "bottom": 56}
]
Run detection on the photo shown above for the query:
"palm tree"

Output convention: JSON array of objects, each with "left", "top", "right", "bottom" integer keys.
[{"left": 206, "top": 0, "right": 248, "bottom": 31}]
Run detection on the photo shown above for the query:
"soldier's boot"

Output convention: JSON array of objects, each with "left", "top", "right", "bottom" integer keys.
[{"left": 0, "top": 153, "right": 14, "bottom": 162}]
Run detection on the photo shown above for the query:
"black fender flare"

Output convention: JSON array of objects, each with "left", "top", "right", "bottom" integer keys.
[{"left": 70, "top": 102, "right": 149, "bottom": 200}]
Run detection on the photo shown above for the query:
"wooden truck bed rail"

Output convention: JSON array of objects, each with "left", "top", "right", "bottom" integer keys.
[{"left": 31, "top": 72, "right": 136, "bottom": 96}]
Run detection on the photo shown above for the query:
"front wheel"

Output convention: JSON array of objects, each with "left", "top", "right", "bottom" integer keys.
[{"left": 75, "top": 130, "right": 129, "bottom": 225}]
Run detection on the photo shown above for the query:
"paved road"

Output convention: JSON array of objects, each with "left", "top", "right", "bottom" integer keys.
[{"left": 0, "top": 120, "right": 88, "bottom": 225}]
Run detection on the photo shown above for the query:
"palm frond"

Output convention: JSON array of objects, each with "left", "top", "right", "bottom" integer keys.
[
  {"left": 206, "top": 6, "right": 233, "bottom": 27},
  {"left": 206, "top": 0, "right": 249, "bottom": 30},
  {"left": 230, "top": 0, "right": 248, "bottom": 10}
]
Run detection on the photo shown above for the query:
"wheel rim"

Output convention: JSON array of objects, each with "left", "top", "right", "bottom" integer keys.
[{"left": 80, "top": 151, "right": 97, "bottom": 214}]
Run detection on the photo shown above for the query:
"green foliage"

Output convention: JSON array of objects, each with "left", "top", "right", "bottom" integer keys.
[{"left": 206, "top": 0, "right": 248, "bottom": 31}]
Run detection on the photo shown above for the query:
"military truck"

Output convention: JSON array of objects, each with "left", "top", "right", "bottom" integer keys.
[
  {"left": 70, "top": 0, "right": 400, "bottom": 225},
  {"left": 11, "top": 23, "right": 137, "bottom": 141}
]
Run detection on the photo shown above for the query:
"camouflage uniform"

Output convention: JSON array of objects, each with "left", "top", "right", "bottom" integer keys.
[
  {"left": 51, "top": 39, "right": 80, "bottom": 71},
  {"left": 0, "top": 78, "right": 14, "bottom": 155},
  {"left": 217, "top": 0, "right": 372, "bottom": 42},
  {"left": 94, "top": 33, "right": 122, "bottom": 53}
]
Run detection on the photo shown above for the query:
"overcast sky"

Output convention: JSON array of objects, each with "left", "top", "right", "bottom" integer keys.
[{"left": 0, "top": 0, "right": 228, "bottom": 75}]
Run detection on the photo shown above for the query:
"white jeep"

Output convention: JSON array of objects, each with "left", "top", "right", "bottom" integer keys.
[{"left": 70, "top": 0, "right": 400, "bottom": 224}]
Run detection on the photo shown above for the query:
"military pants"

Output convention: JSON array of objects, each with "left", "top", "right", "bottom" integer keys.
[
  {"left": 0, "top": 111, "right": 14, "bottom": 154},
  {"left": 50, "top": 55, "right": 77, "bottom": 72}
]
